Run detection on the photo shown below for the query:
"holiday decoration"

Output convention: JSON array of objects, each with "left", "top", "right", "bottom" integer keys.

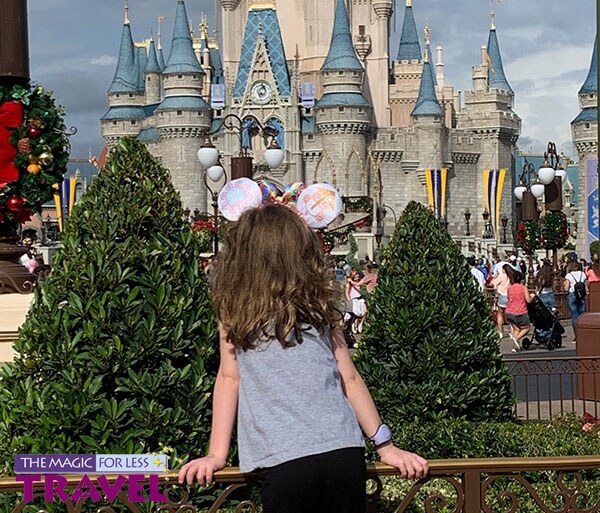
[
  {"left": 541, "top": 210, "right": 569, "bottom": 250},
  {"left": 0, "top": 83, "right": 72, "bottom": 226},
  {"left": 516, "top": 219, "right": 542, "bottom": 255}
]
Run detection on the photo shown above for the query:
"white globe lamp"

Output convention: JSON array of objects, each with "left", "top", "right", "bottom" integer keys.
[
  {"left": 555, "top": 167, "right": 567, "bottom": 182},
  {"left": 514, "top": 184, "right": 527, "bottom": 201},
  {"left": 531, "top": 182, "right": 545, "bottom": 198},
  {"left": 537, "top": 164, "right": 556, "bottom": 185},
  {"left": 264, "top": 141, "right": 285, "bottom": 169},
  {"left": 197, "top": 144, "right": 220, "bottom": 168},
  {"left": 207, "top": 165, "right": 225, "bottom": 182}
]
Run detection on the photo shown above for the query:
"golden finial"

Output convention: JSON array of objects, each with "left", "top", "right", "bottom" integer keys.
[
  {"left": 200, "top": 14, "right": 209, "bottom": 40},
  {"left": 490, "top": 0, "right": 501, "bottom": 30},
  {"left": 406, "top": 0, "right": 412, "bottom": 7},
  {"left": 124, "top": 0, "right": 129, "bottom": 25}
]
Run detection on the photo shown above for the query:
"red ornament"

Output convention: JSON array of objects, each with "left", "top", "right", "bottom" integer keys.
[
  {"left": 6, "top": 196, "right": 24, "bottom": 212},
  {"left": 26, "top": 125, "right": 42, "bottom": 138}
]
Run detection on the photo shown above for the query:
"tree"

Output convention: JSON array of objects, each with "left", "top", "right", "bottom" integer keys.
[
  {"left": 354, "top": 201, "right": 514, "bottom": 424},
  {"left": 0, "top": 138, "right": 218, "bottom": 476}
]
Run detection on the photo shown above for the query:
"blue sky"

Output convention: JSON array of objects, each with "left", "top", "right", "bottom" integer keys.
[{"left": 27, "top": 0, "right": 595, "bottom": 159}]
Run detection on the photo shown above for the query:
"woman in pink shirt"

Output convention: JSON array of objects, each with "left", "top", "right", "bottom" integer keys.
[
  {"left": 586, "top": 254, "right": 600, "bottom": 283},
  {"left": 504, "top": 264, "right": 533, "bottom": 352}
]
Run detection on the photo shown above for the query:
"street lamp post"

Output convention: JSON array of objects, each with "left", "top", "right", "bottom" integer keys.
[
  {"left": 500, "top": 214, "right": 509, "bottom": 244},
  {"left": 197, "top": 114, "right": 285, "bottom": 255},
  {"left": 464, "top": 208, "right": 471, "bottom": 236},
  {"left": 482, "top": 209, "right": 494, "bottom": 239}
]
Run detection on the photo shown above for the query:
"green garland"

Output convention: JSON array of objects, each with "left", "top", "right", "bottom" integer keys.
[
  {"left": 541, "top": 211, "right": 569, "bottom": 250},
  {"left": 0, "top": 83, "right": 71, "bottom": 226},
  {"left": 516, "top": 219, "right": 541, "bottom": 255}
]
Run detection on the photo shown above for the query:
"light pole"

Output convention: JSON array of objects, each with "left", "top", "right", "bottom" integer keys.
[
  {"left": 464, "top": 208, "right": 471, "bottom": 236},
  {"left": 197, "top": 114, "right": 285, "bottom": 255},
  {"left": 482, "top": 209, "right": 494, "bottom": 239},
  {"left": 500, "top": 213, "right": 509, "bottom": 244}
]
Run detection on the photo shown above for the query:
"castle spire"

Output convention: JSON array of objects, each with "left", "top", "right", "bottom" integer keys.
[
  {"left": 486, "top": 16, "right": 513, "bottom": 94},
  {"left": 124, "top": 0, "right": 129, "bottom": 25},
  {"left": 163, "top": 0, "right": 203, "bottom": 74},
  {"left": 145, "top": 37, "right": 161, "bottom": 74},
  {"left": 412, "top": 59, "right": 442, "bottom": 117},
  {"left": 579, "top": 37, "right": 597, "bottom": 95},
  {"left": 321, "top": 0, "right": 363, "bottom": 71},
  {"left": 107, "top": 16, "right": 137, "bottom": 93},
  {"left": 397, "top": 0, "right": 421, "bottom": 61}
]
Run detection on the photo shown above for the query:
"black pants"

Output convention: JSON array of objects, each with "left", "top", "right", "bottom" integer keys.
[{"left": 258, "top": 447, "right": 366, "bottom": 513}]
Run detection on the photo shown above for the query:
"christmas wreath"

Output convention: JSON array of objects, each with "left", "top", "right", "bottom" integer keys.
[
  {"left": 516, "top": 219, "right": 541, "bottom": 254},
  {"left": 541, "top": 210, "right": 569, "bottom": 250},
  {"left": 0, "top": 83, "right": 72, "bottom": 226},
  {"left": 316, "top": 230, "right": 336, "bottom": 254}
]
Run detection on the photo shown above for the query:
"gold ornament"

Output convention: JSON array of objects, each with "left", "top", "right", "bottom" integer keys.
[
  {"left": 38, "top": 151, "right": 54, "bottom": 166},
  {"left": 27, "top": 164, "right": 41, "bottom": 175},
  {"left": 28, "top": 154, "right": 39, "bottom": 164}
]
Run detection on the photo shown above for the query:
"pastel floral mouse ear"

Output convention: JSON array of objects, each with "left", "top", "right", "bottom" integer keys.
[
  {"left": 217, "top": 178, "right": 263, "bottom": 221},
  {"left": 297, "top": 183, "right": 343, "bottom": 229}
]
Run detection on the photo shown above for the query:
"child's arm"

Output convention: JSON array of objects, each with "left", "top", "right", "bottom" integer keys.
[
  {"left": 330, "top": 328, "right": 429, "bottom": 479},
  {"left": 178, "top": 324, "right": 240, "bottom": 486}
]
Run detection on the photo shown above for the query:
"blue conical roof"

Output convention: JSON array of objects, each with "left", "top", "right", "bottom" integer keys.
[
  {"left": 108, "top": 23, "right": 138, "bottom": 93},
  {"left": 321, "top": 0, "right": 363, "bottom": 71},
  {"left": 163, "top": 0, "right": 203, "bottom": 75},
  {"left": 146, "top": 39, "right": 161, "bottom": 74},
  {"left": 136, "top": 46, "right": 148, "bottom": 91},
  {"left": 412, "top": 60, "right": 443, "bottom": 117},
  {"left": 427, "top": 45, "right": 437, "bottom": 86},
  {"left": 157, "top": 47, "right": 165, "bottom": 70},
  {"left": 579, "top": 38, "right": 597, "bottom": 94},
  {"left": 487, "top": 28, "right": 513, "bottom": 94},
  {"left": 397, "top": 4, "right": 421, "bottom": 61}
]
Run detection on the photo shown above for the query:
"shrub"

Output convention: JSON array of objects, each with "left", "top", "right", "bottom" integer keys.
[
  {"left": 0, "top": 138, "right": 218, "bottom": 475},
  {"left": 354, "top": 201, "right": 514, "bottom": 423},
  {"left": 591, "top": 241, "right": 600, "bottom": 260}
]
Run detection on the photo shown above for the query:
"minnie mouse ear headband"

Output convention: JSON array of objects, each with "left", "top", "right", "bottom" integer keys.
[{"left": 217, "top": 178, "right": 343, "bottom": 229}]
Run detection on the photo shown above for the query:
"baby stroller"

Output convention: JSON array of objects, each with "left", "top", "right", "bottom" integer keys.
[{"left": 521, "top": 295, "right": 564, "bottom": 351}]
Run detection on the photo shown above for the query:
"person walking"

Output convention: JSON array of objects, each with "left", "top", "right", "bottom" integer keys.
[
  {"left": 535, "top": 260, "right": 556, "bottom": 309},
  {"left": 585, "top": 253, "right": 600, "bottom": 283},
  {"left": 491, "top": 263, "right": 510, "bottom": 339},
  {"left": 346, "top": 269, "right": 367, "bottom": 333},
  {"left": 178, "top": 201, "right": 428, "bottom": 513},
  {"left": 564, "top": 260, "right": 587, "bottom": 342},
  {"left": 505, "top": 264, "right": 533, "bottom": 352}
]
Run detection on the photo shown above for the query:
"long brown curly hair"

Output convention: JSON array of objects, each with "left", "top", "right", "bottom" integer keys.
[{"left": 211, "top": 204, "right": 342, "bottom": 350}]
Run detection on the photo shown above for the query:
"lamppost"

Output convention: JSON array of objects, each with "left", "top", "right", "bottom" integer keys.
[
  {"left": 481, "top": 209, "right": 494, "bottom": 239},
  {"left": 500, "top": 213, "right": 509, "bottom": 244},
  {"left": 197, "top": 114, "right": 285, "bottom": 255},
  {"left": 464, "top": 208, "right": 471, "bottom": 236}
]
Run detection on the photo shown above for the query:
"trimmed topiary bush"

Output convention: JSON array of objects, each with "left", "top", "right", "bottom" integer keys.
[
  {"left": 0, "top": 137, "right": 218, "bottom": 475},
  {"left": 354, "top": 201, "right": 513, "bottom": 423}
]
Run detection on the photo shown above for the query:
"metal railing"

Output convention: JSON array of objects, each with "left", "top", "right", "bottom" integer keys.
[
  {"left": 506, "top": 356, "right": 600, "bottom": 420},
  {"left": 1, "top": 457, "right": 600, "bottom": 512}
]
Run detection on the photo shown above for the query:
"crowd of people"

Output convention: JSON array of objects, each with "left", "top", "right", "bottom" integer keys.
[{"left": 468, "top": 251, "right": 600, "bottom": 352}]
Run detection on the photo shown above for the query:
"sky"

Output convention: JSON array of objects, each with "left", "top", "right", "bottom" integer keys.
[{"left": 26, "top": 0, "right": 596, "bottom": 160}]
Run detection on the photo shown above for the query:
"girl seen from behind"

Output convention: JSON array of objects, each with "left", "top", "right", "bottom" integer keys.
[
  {"left": 504, "top": 264, "right": 533, "bottom": 352},
  {"left": 178, "top": 201, "right": 428, "bottom": 513}
]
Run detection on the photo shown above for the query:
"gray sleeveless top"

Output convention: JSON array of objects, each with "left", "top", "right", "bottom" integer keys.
[{"left": 235, "top": 325, "right": 364, "bottom": 472}]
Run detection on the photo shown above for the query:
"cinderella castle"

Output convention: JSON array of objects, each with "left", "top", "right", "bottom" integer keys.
[{"left": 101, "top": 0, "right": 523, "bottom": 249}]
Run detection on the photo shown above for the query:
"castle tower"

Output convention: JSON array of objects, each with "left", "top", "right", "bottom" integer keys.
[
  {"left": 348, "top": 0, "right": 393, "bottom": 127},
  {"left": 571, "top": 37, "right": 598, "bottom": 256},
  {"left": 227, "top": 1, "right": 300, "bottom": 181},
  {"left": 390, "top": 0, "right": 423, "bottom": 127},
  {"left": 101, "top": 3, "right": 145, "bottom": 147},
  {"left": 314, "top": 0, "right": 371, "bottom": 195},
  {"left": 457, "top": 12, "right": 520, "bottom": 240},
  {"left": 155, "top": 0, "right": 211, "bottom": 211},
  {"left": 144, "top": 38, "right": 162, "bottom": 105}
]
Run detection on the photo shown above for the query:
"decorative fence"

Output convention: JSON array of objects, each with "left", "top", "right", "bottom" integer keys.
[
  {"left": 1, "top": 457, "right": 600, "bottom": 512},
  {"left": 506, "top": 356, "right": 600, "bottom": 420}
]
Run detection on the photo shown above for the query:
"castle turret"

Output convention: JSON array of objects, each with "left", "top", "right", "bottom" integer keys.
[
  {"left": 571, "top": 37, "right": 598, "bottom": 257},
  {"left": 101, "top": 3, "right": 145, "bottom": 147},
  {"left": 411, "top": 56, "right": 443, "bottom": 118},
  {"left": 457, "top": 11, "right": 520, "bottom": 240},
  {"left": 155, "top": 0, "right": 211, "bottom": 211},
  {"left": 315, "top": 0, "right": 371, "bottom": 195},
  {"left": 145, "top": 37, "right": 162, "bottom": 104},
  {"left": 390, "top": 0, "right": 423, "bottom": 127}
]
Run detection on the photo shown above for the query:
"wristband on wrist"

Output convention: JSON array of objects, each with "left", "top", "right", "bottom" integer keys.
[{"left": 369, "top": 423, "right": 392, "bottom": 448}]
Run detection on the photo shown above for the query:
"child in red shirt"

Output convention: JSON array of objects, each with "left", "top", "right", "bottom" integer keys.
[{"left": 504, "top": 264, "right": 533, "bottom": 352}]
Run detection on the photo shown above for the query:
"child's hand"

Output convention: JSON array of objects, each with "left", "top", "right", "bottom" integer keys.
[
  {"left": 177, "top": 454, "right": 227, "bottom": 486},
  {"left": 376, "top": 444, "right": 429, "bottom": 479}
]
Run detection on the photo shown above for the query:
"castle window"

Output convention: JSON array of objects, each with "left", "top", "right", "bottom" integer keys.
[
  {"left": 177, "top": 110, "right": 183, "bottom": 116},
  {"left": 307, "top": 135, "right": 315, "bottom": 141},
  {"left": 390, "top": 133, "right": 396, "bottom": 141},
  {"left": 585, "top": 123, "right": 591, "bottom": 129},
  {"left": 178, "top": 74, "right": 183, "bottom": 79},
  {"left": 115, "top": 94, "right": 120, "bottom": 98},
  {"left": 338, "top": 71, "right": 345, "bottom": 76},
  {"left": 128, "top": 93, "right": 134, "bottom": 98},
  {"left": 112, "top": 121, "right": 118, "bottom": 126},
  {"left": 358, "top": 107, "right": 364, "bottom": 113},
  {"left": 216, "top": 109, "right": 223, "bottom": 116},
  {"left": 359, "top": 25, "right": 366, "bottom": 36},
  {"left": 591, "top": 94, "right": 596, "bottom": 99},
  {"left": 131, "top": 120, "right": 137, "bottom": 125},
  {"left": 147, "top": 76, "right": 151, "bottom": 82},
  {"left": 338, "top": 107, "right": 345, "bottom": 113}
]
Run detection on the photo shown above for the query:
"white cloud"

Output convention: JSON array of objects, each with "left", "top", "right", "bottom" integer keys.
[
  {"left": 91, "top": 55, "right": 117, "bottom": 66},
  {"left": 505, "top": 44, "right": 591, "bottom": 82}
]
